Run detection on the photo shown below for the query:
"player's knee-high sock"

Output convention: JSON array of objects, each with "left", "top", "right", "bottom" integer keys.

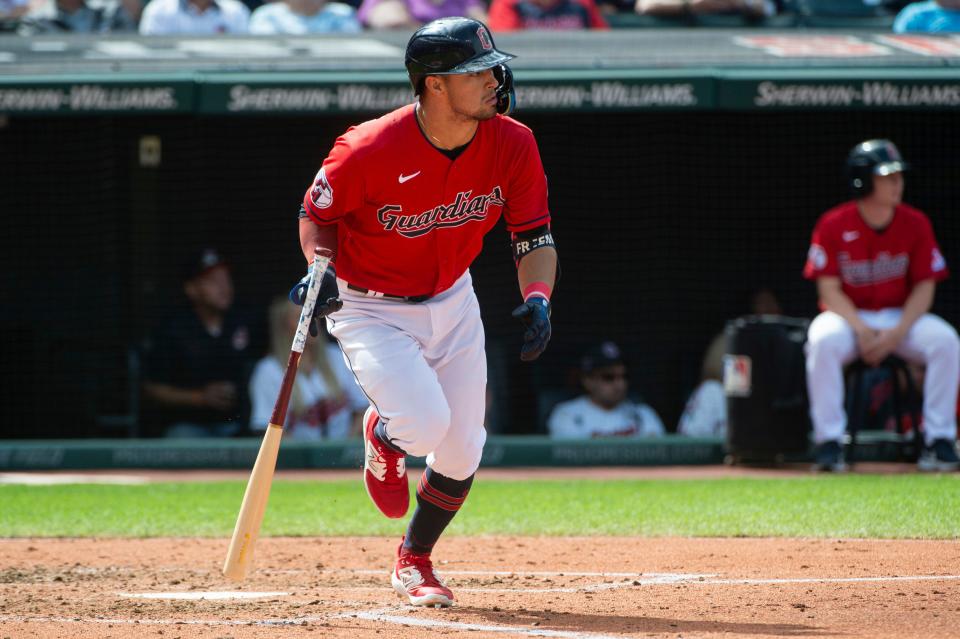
[{"left": 403, "top": 468, "right": 473, "bottom": 554}]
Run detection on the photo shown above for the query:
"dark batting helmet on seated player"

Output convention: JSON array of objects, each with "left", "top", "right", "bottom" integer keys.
[
  {"left": 846, "top": 139, "right": 909, "bottom": 198},
  {"left": 405, "top": 17, "right": 517, "bottom": 115}
]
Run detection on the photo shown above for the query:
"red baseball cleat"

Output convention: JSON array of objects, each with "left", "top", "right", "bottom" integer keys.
[
  {"left": 363, "top": 406, "right": 409, "bottom": 518},
  {"left": 391, "top": 543, "right": 455, "bottom": 607}
]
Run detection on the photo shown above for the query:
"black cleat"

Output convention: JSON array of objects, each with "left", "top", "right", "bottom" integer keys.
[
  {"left": 917, "top": 439, "right": 960, "bottom": 473},
  {"left": 813, "top": 440, "right": 847, "bottom": 473}
]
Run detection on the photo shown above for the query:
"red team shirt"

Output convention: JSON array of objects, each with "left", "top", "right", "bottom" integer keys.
[
  {"left": 803, "top": 201, "right": 949, "bottom": 310},
  {"left": 302, "top": 104, "right": 551, "bottom": 297}
]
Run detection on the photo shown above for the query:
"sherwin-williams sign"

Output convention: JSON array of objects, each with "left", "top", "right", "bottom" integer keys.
[
  {"left": 1, "top": 71, "right": 959, "bottom": 115},
  {"left": 718, "top": 70, "right": 960, "bottom": 110},
  {"left": 197, "top": 71, "right": 713, "bottom": 114},
  {"left": 0, "top": 79, "right": 193, "bottom": 114}
]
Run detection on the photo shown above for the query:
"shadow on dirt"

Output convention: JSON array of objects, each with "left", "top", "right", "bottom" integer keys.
[{"left": 457, "top": 606, "right": 829, "bottom": 636}]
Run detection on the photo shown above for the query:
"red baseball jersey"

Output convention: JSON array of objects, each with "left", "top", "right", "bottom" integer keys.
[
  {"left": 302, "top": 104, "right": 550, "bottom": 297},
  {"left": 803, "top": 201, "right": 948, "bottom": 310}
]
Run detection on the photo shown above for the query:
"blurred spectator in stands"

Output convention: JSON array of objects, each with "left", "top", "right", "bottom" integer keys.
[
  {"left": 636, "top": 0, "right": 777, "bottom": 18},
  {"left": 893, "top": 0, "right": 960, "bottom": 32},
  {"left": 139, "top": 0, "right": 249, "bottom": 34},
  {"left": 358, "top": 0, "right": 485, "bottom": 29},
  {"left": 548, "top": 341, "right": 665, "bottom": 439},
  {"left": 249, "top": 296, "right": 367, "bottom": 440},
  {"left": 677, "top": 287, "right": 782, "bottom": 438},
  {"left": 488, "top": 0, "right": 607, "bottom": 30},
  {"left": 250, "top": 0, "right": 360, "bottom": 33},
  {"left": 142, "top": 248, "right": 261, "bottom": 438},
  {"left": 18, "top": 0, "right": 139, "bottom": 33},
  {"left": 1, "top": 0, "right": 30, "bottom": 21}
]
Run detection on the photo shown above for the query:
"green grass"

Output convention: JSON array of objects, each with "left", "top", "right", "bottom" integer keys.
[{"left": 1, "top": 475, "right": 959, "bottom": 538}]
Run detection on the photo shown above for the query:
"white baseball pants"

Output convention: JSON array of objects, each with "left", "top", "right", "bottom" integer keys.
[
  {"left": 806, "top": 309, "right": 959, "bottom": 445},
  {"left": 327, "top": 270, "right": 487, "bottom": 480}
]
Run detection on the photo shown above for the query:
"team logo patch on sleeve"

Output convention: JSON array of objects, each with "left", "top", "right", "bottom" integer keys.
[
  {"left": 932, "top": 248, "right": 947, "bottom": 272},
  {"left": 310, "top": 168, "right": 333, "bottom": 209},
  {"left": 807, "top": 244, "right": 827, "bottom": 271}
]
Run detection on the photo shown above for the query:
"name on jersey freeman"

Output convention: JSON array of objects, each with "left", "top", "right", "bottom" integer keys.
[{"left": 377, "top": 187, "right": 505, "bottom": 238}]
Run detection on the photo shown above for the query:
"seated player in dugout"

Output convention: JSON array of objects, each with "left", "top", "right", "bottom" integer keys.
[
  {"left": 803, "top": 139, "right": 960, "bottom": 473},
  {"left": 142, "top": 248, "right": 260, "bottom": 438},
  {"left": 289, "top": 17, "right": 558, "bottom": 607},
  {"left": 547, "top": 341, "right": 665, "bottom": 439}
]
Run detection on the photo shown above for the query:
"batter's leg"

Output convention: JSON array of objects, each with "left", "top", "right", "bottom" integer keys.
[
  {"left": 329, "top": 310, "right": 453, "bottom": 457},
  {"left": 806, "top": 311, "right": 859, "bottom": 444},
  {"left": 400, "top": 283, "right": 487, "bottom": 554},
  {"left": 391, "top": 285, "right": 486, "bottom": 607}
]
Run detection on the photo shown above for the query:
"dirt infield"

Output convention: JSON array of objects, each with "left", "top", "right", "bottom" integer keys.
[{"left": 2, "top": 536, "right": 959, "bottom": 638}]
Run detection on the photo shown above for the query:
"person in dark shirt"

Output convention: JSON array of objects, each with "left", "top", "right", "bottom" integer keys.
[{"left": 142, "top": 248, "right": 260, "bottom": 437}]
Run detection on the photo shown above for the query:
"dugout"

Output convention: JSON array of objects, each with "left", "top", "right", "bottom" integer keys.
[{"left": 1, "top": 32, "right": 959, "bottom": 439}]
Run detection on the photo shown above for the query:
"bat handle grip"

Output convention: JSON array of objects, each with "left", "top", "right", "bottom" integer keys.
[{"left": 291, "top": 249, "right": 333, "bottom": 355}]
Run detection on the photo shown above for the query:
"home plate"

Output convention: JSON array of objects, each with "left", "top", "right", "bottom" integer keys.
[{"left": 119, "top": 591, "right": 289, "bottom": 600}]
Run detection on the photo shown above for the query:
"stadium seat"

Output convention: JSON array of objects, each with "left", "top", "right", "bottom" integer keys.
[
  {"left": 607, "top": 7, "right": 799, "bottom": 29},
  {"left": 537, "top": 387, "right": 579, "bottom": 434},
  {"left": 797, "top": 0, "right": 896, "bottom": 28},
  {"left": 94, "top": 346, "right": 142, "bottom": 438},
  {"left": 605, "top": 13, "right": 693, "bottom": 28}
]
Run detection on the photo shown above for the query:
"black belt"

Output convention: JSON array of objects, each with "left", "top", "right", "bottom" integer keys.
[{"left": 346, "top": 283, "right": 432, "bottom": 303}]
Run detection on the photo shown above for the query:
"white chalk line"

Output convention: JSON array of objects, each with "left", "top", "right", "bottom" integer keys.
[
  {"left": 343, "top": 610, "right": 627, "bottom": 639},
  {"left": 0, "top": 614, "right": 331, "bottom": 627},
  {"left": 0, "top": 473, "right": 149, "bottom": 485},
  {"left": 263, "top": 569, "right": 669, "bottom": 577},
  {"left": 119, "top": 591, "right": 289, "bottom": 600},
  {"left": 345, "top": 569, "right": 658, "bottom": 577},
  {"left": 698, "top": 574, "right": 960, "bottom": 586},
  {"left": 458, "top": 573, "right": 960, "bottom": 592}
]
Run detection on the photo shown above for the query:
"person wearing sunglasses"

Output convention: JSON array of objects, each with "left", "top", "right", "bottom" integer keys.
[{"left": 547, "top": 341, "right": 665, "bottom": 439}]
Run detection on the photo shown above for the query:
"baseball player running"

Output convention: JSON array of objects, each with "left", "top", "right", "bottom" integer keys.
[
  {"left": 803, "top": 139, "right": 960, "bottom": 473},
  {"left": 291, "top": 17, "right": 558, "bottom": 607}
]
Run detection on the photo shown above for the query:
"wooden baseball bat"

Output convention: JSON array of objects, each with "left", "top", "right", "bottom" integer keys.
[{"left": 222, "top": 249, "right": 332, "bottom": 582}]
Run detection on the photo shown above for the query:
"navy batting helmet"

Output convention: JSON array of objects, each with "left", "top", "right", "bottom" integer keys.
[
  {"left": 405, "top": 17, "right": 517, "bottom": 114},
  {"left": 846, "top": 139, "right": 909, "bottom": 197}
]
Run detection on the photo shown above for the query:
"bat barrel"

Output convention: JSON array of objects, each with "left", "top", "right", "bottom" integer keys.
[{"left": 222, "top": 424, "right": 284, "bottom": 581}]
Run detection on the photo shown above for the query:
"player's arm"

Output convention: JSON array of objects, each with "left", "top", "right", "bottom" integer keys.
[
  {"left": 504, "top": 128, "right": 556, "bottom": 361},
  {"left": 299, "top": 213, "right": 337, "bottom": 265},
  {"left": 517, "top": 242, "right": 557, "bottom": 300},
  {"left": 894, "top": 278, "right": 935, "bottom": 339},
  {"left": 510, "top": 225, "right": 558, "bottom": 361},
  {"left": 292, "top": 137, "right": 362, "bottom": 325},
  {"left": 816, "top": 277, "right": 868, "bottom": 332},
  {"left": 895, "top": 215, "right": 948, "bottom": 338},
  {"left": 816, "top": 276, "right": 882, "bottom": 362},
  {"left": 291, "top": 210, "right": 341, "bottom": 335}
]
